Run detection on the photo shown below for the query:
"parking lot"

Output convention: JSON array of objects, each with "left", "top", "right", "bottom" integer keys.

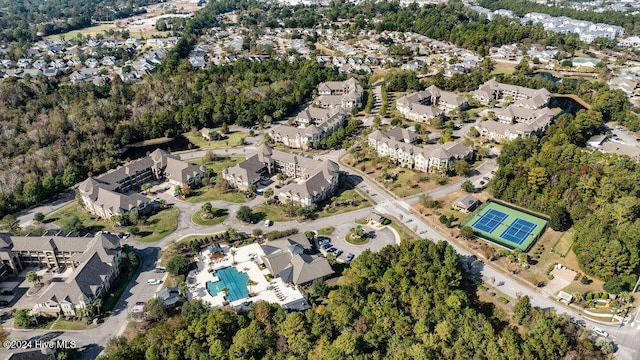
[{"left": 314, "top": 222, "right": 397, "bottom": 263}]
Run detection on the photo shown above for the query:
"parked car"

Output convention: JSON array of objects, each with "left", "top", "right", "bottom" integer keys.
[
  {"left": 147, "top": 279, "right": 162, "bottom": 285},
  {"left": 346, "top": 253, "right": 355, "bottom": 262},
  {"left": 318, "top": 238, "right": 330, "bottom": 246},
  {"left": 56, "top": 266, "right": 66, "bottom": 274},
  {"left": 327, "top": 248, "right": 337, "bottom": 254},
  {"left": 135, "top": 301, "right": 145, "bottom": 306},
  {"left": 592, "top": 328, "right": 608, "bottom": 338},
  {"left": 264, "top": 219, "right": 273, "bottom": 227},
  {"left": 483, "top": 176, "right": 490, "bottom": 180},
  {"left": 321, "top": 243, "right": 333, "bottom": 250},
  {"left": 335, "top": 250, "right": 343, "bottom": 257},
  {"left": 154, "top": 268, "right": 166, "bottom": 273},
  {"left": 491, "top": 170, "right": 496, "bottom": 174},
  {"left": 479, "top": 181, "right": 485, "bottom": 186}
]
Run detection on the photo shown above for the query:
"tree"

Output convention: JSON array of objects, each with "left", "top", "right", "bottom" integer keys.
[
  {"left": 13, "top": 309, "right": 34, "bottom": 328},
  {"left": 93, "top": 298, "right": 103, "bottom": 316},
  {"left": 513, "top": 295, "right": 531, "bottom": 324},
  {"left": 252, "top": 229, "right": 263, "bottom": 238},
  {"left": 263, "top": 188, "right": 273, "bottom": 199},
  {"left": 221, "top": 122, "right": 229, "bottom": 134},
  {"left": 247, "top": 279, "right": 257, "bottom": 295},
  {"left": 453, "top": 160, "right": 471, "bottom": 176},
  {"left": 26, "top": 271, "right": 41, "bottom": 286},
  {"left": 201, "top": 202, "right": 213, "bottom": 215},
  {"left": 230, "top": 249, "right": 237, "bottom": 265},
  {"left": 145, "top": 297, "right": 166, "bottom": 322},
  {"left": 236, "top": 205, "right": 253, "bottom": 223},
  {"left": 33, "top": 212, "right": 45, "bottom": 223},
  {"left": 460, "top": 226, "right": 474, "bottom": 240},
  {"left": 461, "top": 180, "right": 475, "bottom": 193},
  {"left": 0, "top": 215, "right": 20, "bottom": 234},
  {"left": 468, "top": 127, "right": 480, "bottom": 137},
  {"left": 548, "top": 205, "right": 572, "bottom": 231},
  {"left": 141, "top": 183, "right": 152, "bottom": 193},
  {"left": 166, "top": 254, "right": 189, "bottom": 276}
]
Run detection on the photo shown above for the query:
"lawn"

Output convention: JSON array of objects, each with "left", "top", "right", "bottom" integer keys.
[
  {"left": 137, "top": 207, "right": 179, "bottom": 242},
  {"left": 51, "top": 319, "right": 98, "bottom": 331},
  {"left": 48, "top": 203, "right": 114, "bottom": 233},
  {"left": 253, "top": 203, "right": 297, "bottom": 222},
  {"left": 190, "top": 156, "right": 244, "bottom": 174},
  {"left": 184, "top": 130, "right": 248, "bottom": 149},
  {"left": 192, "top": 208, "right": 228, "bottom": 226},
  {"left": 185, "top": 187, "right": 247, "bottom": 204},
  {"left": 317, "top": 227, "right": 335, "bottom": 236},
  {"left": 315, "top": 182, "right": 372, "bottom": 218},
  {"left": 491, "top": 61, "right": 516, "bottom": 75}
]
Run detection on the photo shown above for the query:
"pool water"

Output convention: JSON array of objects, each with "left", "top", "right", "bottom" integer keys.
[{"left": 206, "top": 266, "right": 249, "bottom": 302}]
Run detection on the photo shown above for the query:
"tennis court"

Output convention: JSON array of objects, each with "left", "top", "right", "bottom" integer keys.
[{"left": 463, "top": 200, "right": 548, "bottom": 252}]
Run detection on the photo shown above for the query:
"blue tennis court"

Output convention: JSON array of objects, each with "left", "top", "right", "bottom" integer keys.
[
  {"left": 500, "top": 219, "right": 538, "bottom": 245},
  {"left": 471, "top": 209, "right": 508, "bottom": 233}
]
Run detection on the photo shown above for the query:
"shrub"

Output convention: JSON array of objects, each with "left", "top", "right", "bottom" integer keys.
[
  {"left": 498, "top": 297, "right": 509, "bottom": 304},
  {"left": 580, "top": 275, "right": 591, "bottom": 285}
]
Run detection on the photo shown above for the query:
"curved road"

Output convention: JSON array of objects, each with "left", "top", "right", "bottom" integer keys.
[{"left": 4, "top": 144, "right": 638, "bottom": 360}]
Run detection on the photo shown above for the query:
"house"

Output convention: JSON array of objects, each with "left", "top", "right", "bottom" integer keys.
[
  {"left": 6, "top": 347, "right": 56, "bottom": 360},
  {"left": 453, "top": 194, "right": 479, "bottom": 212},
  {"left": 396, "top": 85, "right": 468, "bottom": 122},
  {"left": 0, "top": 232, "right": 122, "bottom": 317},
  {"left": 315, "top": 78, "right": 364, "bottom": 108},
  {"left": 223, "top": 145, "right": 340, "bottom": 206},
  {"left": 78, "top": 149, "right": 203, "bottom": 220},
  {"left": 260, "top": 233, "right": 334, "bottom": 285},
  {"left": 155, "top": 286, "right": 181, "bottom": 307}
]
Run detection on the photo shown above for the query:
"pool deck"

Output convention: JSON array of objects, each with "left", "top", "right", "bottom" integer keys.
[{"left": 187, "top": 243, "right": 307, "bottom": 309}]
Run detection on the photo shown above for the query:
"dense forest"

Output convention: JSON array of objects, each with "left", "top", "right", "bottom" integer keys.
[
  {"left": 0, "top": 0, "right": 162, "bottom": 42},
  {"left": 100, "top": 240, "right": 602, "bottom": 359},
  {"left": 0, "top": 59, "right": 341, "bottom": 218},
  {"left": 478, "top": 0, "right": 640, "bottom": 35},
  {"left": 490, "top": 101, "right": 640, "bottom": 284}
]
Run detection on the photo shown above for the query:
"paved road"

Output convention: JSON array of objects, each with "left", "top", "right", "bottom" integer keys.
[{"left": 4, "top": 143, "right": 639, "bottom": 359}]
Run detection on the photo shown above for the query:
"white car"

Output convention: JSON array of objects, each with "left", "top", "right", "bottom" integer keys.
[
  {"left": 592, "top": 328, "right": 608, "bottom": 338},
  {"left": 264, "top": 219, "right": 273, "bottom": 227},
  {"left": 147, "top": 279, "right": 161, "bottom": 285}
]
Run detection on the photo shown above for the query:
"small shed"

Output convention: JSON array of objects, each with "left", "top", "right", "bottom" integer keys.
[{"left": 453, "top": 194, "right": 479, "bottom": 213}]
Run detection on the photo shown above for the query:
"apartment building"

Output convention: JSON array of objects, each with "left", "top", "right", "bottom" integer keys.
[
  {"left": 0, "top": 232, "right": 121, "bottom": 317},
  {"left": 368, "top": 128, "right": 473, "bottom": 173},
  {"left": 396, "top": 85, "right": 468, "bottom": 122},
  {"left": 315, "top": 77, "right": 363, "bottom": 109},
  {"left": 269, "top": 106, "right": 347, "bottom": 150},
  {"left": 472, "top": 79, "right": 550, "bottom": 109},
  {"left": 78, "top": 149, "right": 203, "bottom": 220},
  {"left": 222, "top": 145, "right": 340, "bottom": 206}
]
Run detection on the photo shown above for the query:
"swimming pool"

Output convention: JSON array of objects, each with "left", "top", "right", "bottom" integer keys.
[{"left": 206, "top": 266, "right": 249, "bottom": 302}]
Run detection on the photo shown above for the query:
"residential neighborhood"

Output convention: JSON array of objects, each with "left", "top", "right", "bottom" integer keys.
[{"left": 2, "top": 0, "right": 640, "bottom": 359}]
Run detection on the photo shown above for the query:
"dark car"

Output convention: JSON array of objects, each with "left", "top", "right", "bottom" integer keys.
[
  {"left": 327, "top": 248, "right": 338, "bottom": 254},
  {"left": 335, "top": 250, "right": 343, "bottom": 257},
  {"left": 321, "top": 243, "right": 333, "bottom": 250}
]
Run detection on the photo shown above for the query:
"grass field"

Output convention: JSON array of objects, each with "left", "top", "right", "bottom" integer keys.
[
  {"left": 463, "top": 200, "right": 548, "bottom": 252},
  {"left": 48, "top": 203, "right": 113, "bottom": 233},
  {"left": 184, "top": 131, "right": 248, "bottom": 149},
  {"left": 317, "top": 227, "right": 335, "bottom": 236},
  {"left": 51, "top": 319, "right": 98, "bottom": 331},
  {"left": 45, "top": 24, "right": 116, "bottom": 41},
  {"left": 192, "top": 208, "right": 228, "bottom": 226},
  {"left": 185, "top": 187, "right": 246, "bottom": 204},
  {"left": 191, "top": 156, "right": 244, "bottom": 174},
  {"left": 137, "top": 207, "right": 179, "bottom": 242}
]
